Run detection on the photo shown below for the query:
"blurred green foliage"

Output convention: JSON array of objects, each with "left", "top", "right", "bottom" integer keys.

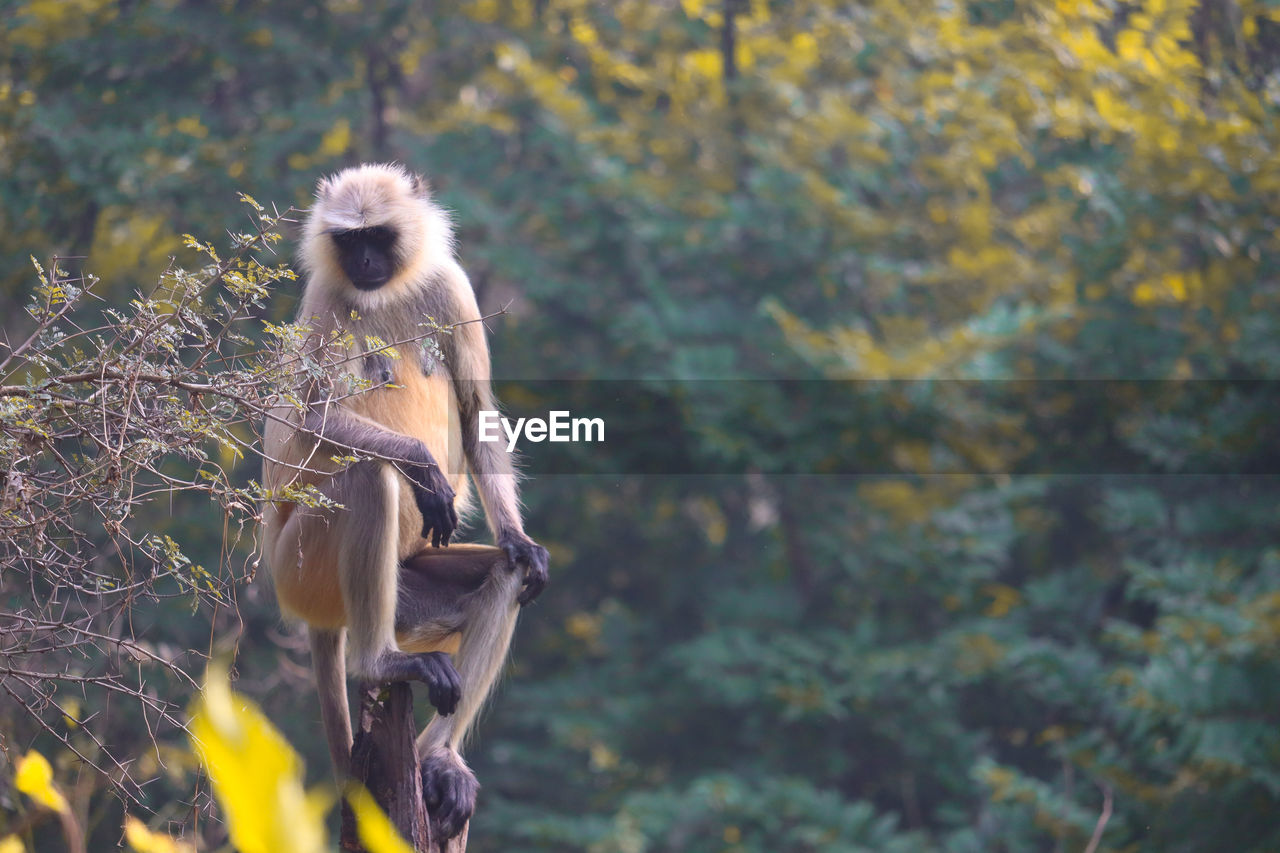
[{"left": 3, "top": 0, "right": 1280, "bottom": 850}]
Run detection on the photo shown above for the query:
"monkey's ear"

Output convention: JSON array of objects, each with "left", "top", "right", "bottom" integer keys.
[
  {"left": 315, "top": 174, "right": 334, "bottom": 199},
  {"left": 410, "top": 172, "right": 430, "bottom": 197}
]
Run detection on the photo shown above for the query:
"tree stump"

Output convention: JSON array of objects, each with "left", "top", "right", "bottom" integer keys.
[{"left": 339, "top": 682, "right": 469, "bottom": 853}]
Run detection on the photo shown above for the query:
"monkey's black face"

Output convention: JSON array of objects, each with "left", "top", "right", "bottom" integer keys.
[{"left": 332, "top": 226, "right": 398, "bottom": 290}]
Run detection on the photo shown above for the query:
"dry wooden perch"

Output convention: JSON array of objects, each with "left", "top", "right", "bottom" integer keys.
[{"left": 340, "top": 682, "right": 469, "bottom": 853}]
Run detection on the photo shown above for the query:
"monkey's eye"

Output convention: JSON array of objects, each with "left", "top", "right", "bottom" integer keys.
[{"left": 332, "top": 227, "right": 396, "bottom": 252}]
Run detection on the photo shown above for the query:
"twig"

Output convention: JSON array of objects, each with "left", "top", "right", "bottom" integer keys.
[{"left": 1083, "top": 784, "right": 1113, "bottom": 853}]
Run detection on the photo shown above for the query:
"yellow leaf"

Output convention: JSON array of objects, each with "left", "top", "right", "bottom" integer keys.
[
  {"left": 956, "top": 633, "right": 1006, "bottom": 674},
  {"left": 124, "top": 816, "right": 195, "bottom": 853},
  {"left": 173, "top": 116, "right": 208, "bottom": 139},
  {"left": 246, "top": 27, "right": 272, "bottom": 47},
  {"left": 465, "top": 0, "right": 499, "bottom": 23},
  {"left": 1093, "top": 88, "right": 1130, "bottom": 131},
  {"left": 790, "top": 32, "right": 818, "bottom": 72},
  {"left": 14, "top": 751, "right": 69, "bottom": 815},
  {"left": 1116, "top": 29, "right": 1144, "bottom": 62},
  {"left": 982, "top": 583, "right": 1023, "bottom": 618},
  {"left": 345, "top": 785, "right": 415, "bottom": 853},
  {"left": 686, "top": 48, "right": 723, "bottom": 80},
  {"left": 318, "top": 119, "right": 351, "bottom": 158},
  {"left": 0, "top": 836, "right": 25, "bottom": 853},
  {"left": 1132, "top": 282, "right": 1158, "bottom": 305},
  {"left": 569, "top": 16, "right": 597, "bottom": 46},
  {"left": 1163, "top": 271, "right": 1188, "bottom": 301},
  {"left": 589, "top": 741, "right": 619, "bottom": 771},
  {"left": 189, "top": 665, "right": 329, "bottom": 853}
]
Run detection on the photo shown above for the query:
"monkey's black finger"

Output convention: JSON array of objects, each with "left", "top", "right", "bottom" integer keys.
[
  {"left": 525, "top": 547, "right": 550, "bottom": 603},
  {"left": 444, "top": 782, "right": 462, "bottom": 834},
  {"left": 428, "top": 681, "right": 442, "bottom": 712},
  {"left": 432, "top": 681, "right": 453, "bottom": 715},
  {"left": 428, "top": 676, "right": 445, "bottom": 714},
  {"left": 439, "top": 794, "right": 457, "bottom": 834},
  {"left": 519, "top": 571, "right": 549, "bottom": 605}
]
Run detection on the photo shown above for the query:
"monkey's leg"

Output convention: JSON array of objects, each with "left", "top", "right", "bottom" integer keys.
[
  {"left": 335, "top": 461, "right": 462, "bottom": 715},
  {"left": 309, "top": 627, "right": 353, "bottom": 781},
  {"left": 399, "top": 547, "right": 521, "bottom": 840}
]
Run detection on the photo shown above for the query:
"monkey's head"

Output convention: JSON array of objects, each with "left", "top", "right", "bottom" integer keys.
[{"left": 301, "top": 163, "right": 454, "bottom": 308}]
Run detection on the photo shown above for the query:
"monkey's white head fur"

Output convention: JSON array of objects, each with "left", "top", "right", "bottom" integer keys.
[{"left": 301, "top": 162, "right": 455, "bottom": 311}]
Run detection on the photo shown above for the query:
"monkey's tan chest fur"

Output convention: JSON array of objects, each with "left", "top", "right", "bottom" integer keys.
[{"left": 348, "top": 345, "right": 470, "bottom": 554}]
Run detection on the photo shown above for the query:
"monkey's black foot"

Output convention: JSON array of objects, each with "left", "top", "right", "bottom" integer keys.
[
  {"left": 372, "top": 651, "right": 461, "bottom": 716},
  {"left": 421, "top": 748, "right": 477, "bottom": 841}
]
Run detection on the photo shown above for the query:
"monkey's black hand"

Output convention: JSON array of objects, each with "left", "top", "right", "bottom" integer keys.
[
  {"left": 372, "top": 651, "right": 460, "bottom": 716},
  {"left": 414, "top": 652, "right": 461, "bottom": 716},
  {"left": 498, "top": 532, "right": 550, "bottom": 606},
  {"left": 402, "top": 462, "right": 458, "bottom": 548},
  {"left": 419, "top": 650, "right": 460, "bottom": 712}
]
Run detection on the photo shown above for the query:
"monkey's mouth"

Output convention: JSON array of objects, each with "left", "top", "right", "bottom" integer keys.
[{"left": 347, "top": 272, "right": 392, "bottom": 291}]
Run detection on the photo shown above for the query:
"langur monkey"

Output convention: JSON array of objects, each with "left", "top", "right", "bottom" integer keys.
[{"left": 261, "top": 163, "right": 549, "bottom": 839}]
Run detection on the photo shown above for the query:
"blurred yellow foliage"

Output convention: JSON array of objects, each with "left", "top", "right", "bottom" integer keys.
[
  {"left": 982, "top": 583, "right": 1023, "bottom": 618},
  {"left": 345, "top": 786, "right": 415, "bottom": 853},
  {"left": 188, "top": 665, "right": 330, "bottom": 853},
  {"left": 14, "top": 751, "right": 69, "bottom": 815},
  {"left": 318, "top": 119, "right": 351, "bottom": 157},
  {"left": 89, "top": 208, "right": 182, "bottom": 288},
  {"left": 956, "top": 633, "right": 1006, "bottom": 674},
  {"left": 11, "top": 0, "right": 114, "bottom": 48},
  {"left": 123, "top": 816, "right": 195, "bottom": 853}
]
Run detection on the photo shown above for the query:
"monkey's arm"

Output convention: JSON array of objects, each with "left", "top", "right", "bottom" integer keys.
[
  {"left": 301, "top": 399, "right": 459, "bottom": 547},
  {"left": 443, "top": 266, "right": 549, "bottom": 604}
]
